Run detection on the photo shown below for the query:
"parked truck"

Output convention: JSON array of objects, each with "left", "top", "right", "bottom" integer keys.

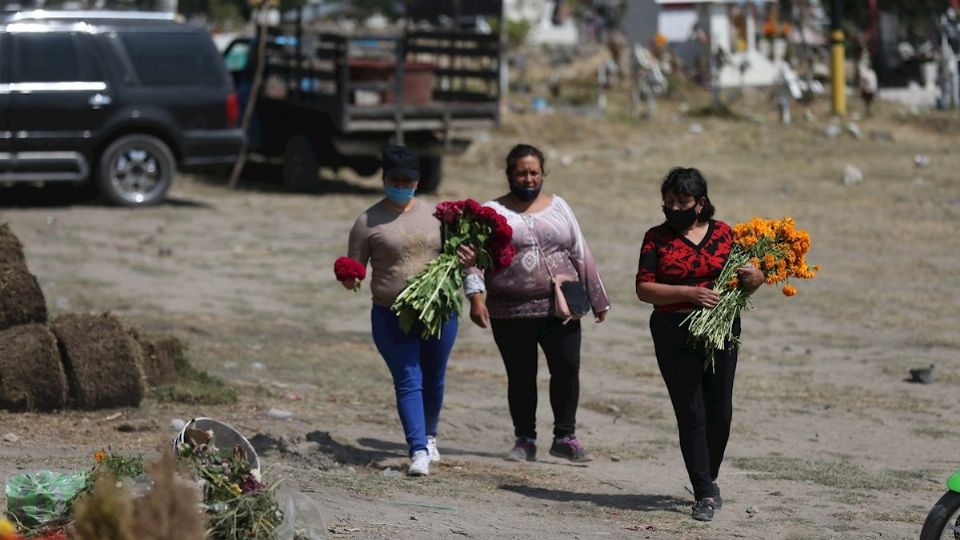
[{"left": 223, "top": 6, "right": 503, "bottom": 192}]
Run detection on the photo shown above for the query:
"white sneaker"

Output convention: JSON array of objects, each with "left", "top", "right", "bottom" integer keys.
[
  {"left": 407, "top": 450, "right": 430, "bottom": 477},
  {"left": 426, "top": 436, "right": 441, "bottom": 463}
]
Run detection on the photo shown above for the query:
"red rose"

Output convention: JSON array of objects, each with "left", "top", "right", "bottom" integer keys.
[
  {"left": 492, "top": 225, "right": 512, "bottom": 247},
  {"left": 464, "top": 199, "right": 481, "bottom": 216},
  {"left": 434, "top": 201, "right": 463, "bottom": 224},
  {"left": 477, "top": 206, "right": 497, "bottom": 221},
  {"left": 334, "top": 257, "right": 366, "bottom": 281},
  {"left": 494, "top": 243, "right": 516, "bottom": 270}
]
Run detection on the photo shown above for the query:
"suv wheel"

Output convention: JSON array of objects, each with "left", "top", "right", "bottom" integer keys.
[
  {"left": 96, "top": 134, "right": 175, "bottom": 206},
  {"left": 282, "top": 135, "right": 319, "bottom": 191}
]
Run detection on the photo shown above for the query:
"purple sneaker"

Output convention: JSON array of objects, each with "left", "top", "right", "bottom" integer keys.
[
  {"left": 549, "top": 435, "right": 593, "bottom": 462},
  {"left": 505, "top": 438, "right": 537, "bottom": 462}
]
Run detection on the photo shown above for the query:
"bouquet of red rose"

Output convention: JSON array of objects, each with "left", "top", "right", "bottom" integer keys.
[
  {"left": 392, "top": 199, "right": 515, "bottom": 337},
  {"left": 334, "top": 256, "right": 366, "bottom": 291}
]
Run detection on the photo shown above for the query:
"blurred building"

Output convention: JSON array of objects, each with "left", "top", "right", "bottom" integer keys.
[
  {"left": 504, "top": 0, "right": 577, "bottom": 45},
  {"left": 625, "top": 0, "right": 786, "bottom": 87},
  {"left": 405, "top": 0, "right": 502, "bottom": 24}
]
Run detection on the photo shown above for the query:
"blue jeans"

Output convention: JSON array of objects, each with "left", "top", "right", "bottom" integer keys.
[{"left": 371, "top": 304, "right": 458, "bottom": 456}]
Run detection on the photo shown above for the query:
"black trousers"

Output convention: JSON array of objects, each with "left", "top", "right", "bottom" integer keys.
[
  {"left": 491, "top": 317, "right": 582, "bottom": 440},
  {"left": 650, "top": 311, "right": 739, "bottom": 500}
]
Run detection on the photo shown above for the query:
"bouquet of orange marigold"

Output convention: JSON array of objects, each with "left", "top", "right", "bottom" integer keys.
[{"left": 683, "top": 217, "right": 819, "bottom": 367}]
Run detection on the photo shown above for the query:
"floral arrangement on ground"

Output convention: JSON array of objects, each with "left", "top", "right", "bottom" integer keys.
[{"left": 2, "top": 432, "right": 288, "bottom": 540}]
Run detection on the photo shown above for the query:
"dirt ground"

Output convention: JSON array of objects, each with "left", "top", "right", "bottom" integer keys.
[{"left": 1, "top": 95, "right": 959, "bottom": 539}]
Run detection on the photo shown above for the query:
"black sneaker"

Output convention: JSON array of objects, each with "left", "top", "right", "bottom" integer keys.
[
  {"left": 505, "top": 437, "right": 537, "bottom": 462},
  {"left": 549, "top": 435, "right": 593, "bottom": 462},
  {"left": 691, "top": 498, "right": 715, "bottom": 521},
  {"left": 713, "top": 484, "right": 722, "bottom": 510}
]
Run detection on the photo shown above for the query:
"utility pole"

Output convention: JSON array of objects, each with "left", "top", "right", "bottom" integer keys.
[{"left": 829, "top": 0, "right": 847, "bottom": 116}]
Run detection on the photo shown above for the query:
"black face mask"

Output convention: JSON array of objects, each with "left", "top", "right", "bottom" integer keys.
[
  {"left": 663, "top": 205, "right": 699, "bottom": 232},
  {"left": 509, "top": 181, "right": 542, "bottom": 201}
]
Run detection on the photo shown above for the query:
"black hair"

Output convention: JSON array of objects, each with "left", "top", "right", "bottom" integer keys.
[
  {"left": 505, "top": 144, "right": 545, "bottom": 181},
  {"left": 660, "top": 167, "right": 715, "bottom": 221}
]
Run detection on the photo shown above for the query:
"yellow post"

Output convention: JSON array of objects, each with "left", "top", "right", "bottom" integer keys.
[{"left": 830, "top": 29, "right": 847, "bottom": 116}]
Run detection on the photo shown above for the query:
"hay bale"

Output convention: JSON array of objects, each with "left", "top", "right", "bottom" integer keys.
[
  {"left": 0, "top": 223, "right": 26, "bottom": 267},
  {"left": 0, "top": 264, "right": 47, "bottom": 331},
  {"left": 0, "top": 324, "right": 68, "bottom": 411},
  {"left": 128, "top": 328, "right": 183, "bottom": 387},
  {"left": 52, "top": 313, "right": 145, "bottom": 409}
]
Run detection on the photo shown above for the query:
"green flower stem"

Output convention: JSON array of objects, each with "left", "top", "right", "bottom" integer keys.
[
  {"left": 392, "top": 253, "right": 463, "bottom": 338},
  {"left": 682, "top": 237, "right": 788, "bottom": 371},
  {"left": 391, "top": 216, "right": 501, "bottom": 338},
  {"left": 682, "top": 249, "right": 751, "bottom": 371}
]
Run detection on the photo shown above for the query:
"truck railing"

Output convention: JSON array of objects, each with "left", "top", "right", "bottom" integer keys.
[{"left": 260, "top": 22, "right": 500, "bottom": 140}]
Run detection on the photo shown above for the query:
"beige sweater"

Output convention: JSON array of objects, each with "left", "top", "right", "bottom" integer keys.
[{"left": 347, "top": 198, "right": 441, "bottom": 307}]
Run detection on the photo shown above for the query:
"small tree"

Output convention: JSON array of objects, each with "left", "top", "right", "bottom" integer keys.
[{"left": 506, "top": 18, "right": 532, "bottom": 48}]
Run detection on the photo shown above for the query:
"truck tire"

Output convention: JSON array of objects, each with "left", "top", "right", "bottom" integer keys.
[
  {"left": 283, "top": 135, "right": 319, "bottom": 191},
  {"left": 418, "top": 155, "right": 443, "bottom": 193},
  {"left": 96, "top": 134, "right": 175, "bottom": 206}
]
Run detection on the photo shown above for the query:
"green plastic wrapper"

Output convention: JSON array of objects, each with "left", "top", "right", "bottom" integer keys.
[{"left": 5, "top": 471, "right": 88, "bottom": 526}]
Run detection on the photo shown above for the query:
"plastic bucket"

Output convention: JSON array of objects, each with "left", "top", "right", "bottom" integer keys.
[{"left": 173, "top": 417, "right": 260, "bottom": 477}]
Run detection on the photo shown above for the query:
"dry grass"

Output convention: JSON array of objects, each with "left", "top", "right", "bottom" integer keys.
[
  {"left": 737, "top": 376, "right": 933, "bottom": 413},
  {"left": 732, "top": 456, "right": 930, "bottom": 490},
  {"left": 307, "top": 459, "right": 565, "bottom": 502}
]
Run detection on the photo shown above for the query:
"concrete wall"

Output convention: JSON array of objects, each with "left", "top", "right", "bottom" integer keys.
[{"left": 623, "top": 0, "right": 659, "bottom": 47}]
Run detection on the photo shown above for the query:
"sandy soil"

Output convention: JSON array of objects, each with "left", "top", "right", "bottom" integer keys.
[{"left": 1, "top": 98, "right": 958, "bottom": 539}]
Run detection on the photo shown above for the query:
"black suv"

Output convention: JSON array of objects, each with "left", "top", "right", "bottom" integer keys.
[{"left": 0, "top": 10, "right": 244, "bottom": 205}]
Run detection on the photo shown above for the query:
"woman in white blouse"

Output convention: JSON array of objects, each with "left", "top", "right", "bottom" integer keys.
[{"left": 464, "top": 144, "right": 610, "bottom": 463}]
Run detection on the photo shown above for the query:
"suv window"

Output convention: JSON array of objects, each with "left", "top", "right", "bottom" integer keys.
[
  {"left": 224, "top": 41, "right": 250, "bottom": 73},
  {"left": 12, "top": 33, "right": 101, "bottom": 83},
  {"left": 119, "top": 32, "right": 223, "bottom": 87}
]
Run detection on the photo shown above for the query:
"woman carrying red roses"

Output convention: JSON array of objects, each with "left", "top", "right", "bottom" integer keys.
[
  {"left": 336, "top": 145, "right": 473, "bottom": 478},
  {"left": 464, "top": 144, "right": 610, "bottom": 463},
  {"left": 634, "top": 167, "right": 764, "bottom": 522}
]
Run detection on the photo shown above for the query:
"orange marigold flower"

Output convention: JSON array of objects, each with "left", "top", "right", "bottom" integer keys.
[
  {"left": 94, "top": 450, "right": 106, "bottom": 463},
  {"left": 782, "top": 284, "right": 797, "bottom": 296},
  {"left": 0, "top": 518, "right": 24, "bottom": 540},
  {"left": 762, "top": 254, "right": 776, "bottom": 270},
  {"left": 727, "top": 277, "right": 739, "bottom": 289},
  {"left": 763, "top": 18, "right": 777, "bottom": 37}
]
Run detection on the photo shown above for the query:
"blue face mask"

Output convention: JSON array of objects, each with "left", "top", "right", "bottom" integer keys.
[
  {"left": 384, "top": 186, "right": 415, "bottom": 205},
  {"left": 509, "top": 181, "right": 541, "bottom": 201}
]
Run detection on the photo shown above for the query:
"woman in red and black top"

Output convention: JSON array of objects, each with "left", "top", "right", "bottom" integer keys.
[{"left": 635, "top": 167, "right": 763, "bottom": 522}]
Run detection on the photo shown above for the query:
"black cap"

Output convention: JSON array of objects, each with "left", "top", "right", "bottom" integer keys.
[{"left": 382, "top": 145, "right": 420, "bottom": 181}]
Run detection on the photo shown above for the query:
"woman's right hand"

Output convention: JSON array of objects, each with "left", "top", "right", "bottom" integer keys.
[
  {"left": 340, "top": 278, "right": 359, "bottom": 290},
  {"left": 469, "top": 294, "right": 490, "bottom": 328},
  {"left": 687, "top": 285, "right": 720, "bottom": 308},
  {"left": 457, "top": 245, "right": 478, "bottom": 268}
]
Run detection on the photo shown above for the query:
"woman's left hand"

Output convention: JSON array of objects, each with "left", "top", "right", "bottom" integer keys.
[
  {"left": 595, "top": 310, "right": 608, "bottom": 324},
  {"left": 458, "top": 245, "right": 478, "bottom": 268},
  {"left": 737, "top": 264, "right": 765, "bottom": 292}
]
